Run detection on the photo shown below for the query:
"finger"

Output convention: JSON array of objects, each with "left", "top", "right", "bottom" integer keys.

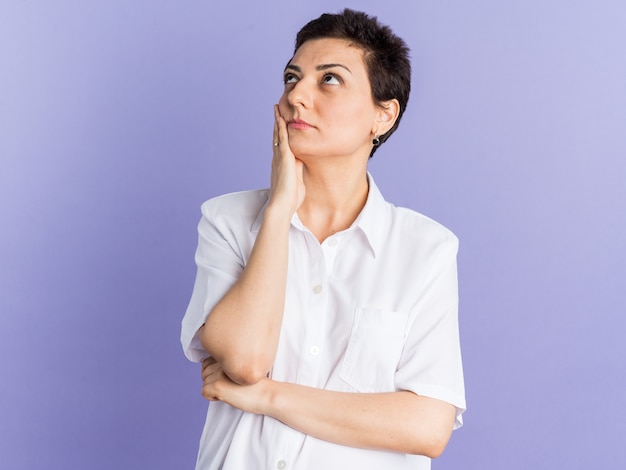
[
  {"left": 201, "top": 357, "right": 219, "bottom": 380},
  {"left": 272, "top": 104, "right": 290, "bottom": 152},
  {"left": 202, "top": 356, "right": 217, "bottom": 366},
  {"left": 201, "top": 363, "right": 220, "bottom": 381},
  {"left": 201, "top": 385, "right": 219, "bottom": 401},
  {"left": 273, "top": 105, "right": 281, "bottom": 150},
  {"left": 275, "top": 108, "right": 289, "bottom": 150},
  {"left": 201, "top": 357, "right": 216, "bottom": 372}
]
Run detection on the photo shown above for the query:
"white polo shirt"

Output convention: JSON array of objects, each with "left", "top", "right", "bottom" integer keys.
[{"left": 181, "top": 174, "right": 466, "bottom": 470}]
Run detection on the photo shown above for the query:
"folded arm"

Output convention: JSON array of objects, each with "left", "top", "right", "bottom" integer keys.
[{"left": 201, "top": 358, "right": 456, "bottom": 458}]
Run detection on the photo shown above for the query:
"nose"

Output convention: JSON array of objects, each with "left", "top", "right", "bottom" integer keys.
[{"left": 286, "top": 78, "right": 312, "bottom": 109}]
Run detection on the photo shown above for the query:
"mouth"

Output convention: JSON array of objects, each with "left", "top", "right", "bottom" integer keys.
[{"left": 288, "top": 118, "right": 314, "bottom": 130}]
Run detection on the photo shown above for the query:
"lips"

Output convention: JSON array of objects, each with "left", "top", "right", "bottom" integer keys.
[{"left": 288, "top": 118, "right": 314, "bottom": 130}]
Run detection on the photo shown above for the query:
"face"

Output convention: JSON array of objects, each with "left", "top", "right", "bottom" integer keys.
[{"left": 278, "top": 38, "right": 387, "bottom": 162}]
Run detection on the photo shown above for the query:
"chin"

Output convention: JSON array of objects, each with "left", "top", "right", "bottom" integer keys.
[{"left": 288, "top": 141, "right": 318, "bottom": 160}]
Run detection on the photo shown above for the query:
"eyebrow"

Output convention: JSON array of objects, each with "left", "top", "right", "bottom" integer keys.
[{"left": 284, "top": 63, "right": 352, "bottom": 74}]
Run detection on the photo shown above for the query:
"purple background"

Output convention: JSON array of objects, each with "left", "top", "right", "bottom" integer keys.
[{"left": 1, "top": 1, "right": 625, "bottom": 469}]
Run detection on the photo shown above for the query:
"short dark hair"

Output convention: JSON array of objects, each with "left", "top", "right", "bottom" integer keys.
[{"left": 294, "top": 9, "right": 411, "bottom": 158}]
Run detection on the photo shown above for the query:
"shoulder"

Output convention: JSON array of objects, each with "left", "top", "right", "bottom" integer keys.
[
  {"left": 201, "top": 189, "right": 269, "bottom": 221},
  {"left": 391, "top": 205, "right": 457, "bottom": 242},
  {"left": 387, "top": 204, "right": 459, "bottom": 256},
  {"left": 365, "top": 175, "right": 458, "bottom": 256},
  {"left": 198, "top": 189, "right": 270, "bottom": 238}
]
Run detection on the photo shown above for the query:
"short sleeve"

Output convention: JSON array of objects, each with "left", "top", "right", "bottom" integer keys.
[
  {"left": 394, "top": 235, "right": 466, "bottom": 429},
  {"left": 180, "top": 192, "right": 264, "bottom": 362}
]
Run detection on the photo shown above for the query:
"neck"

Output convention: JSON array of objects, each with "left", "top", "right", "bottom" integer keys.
[{"left": 297, "top": 159, "right": 369, "bottom": 243}]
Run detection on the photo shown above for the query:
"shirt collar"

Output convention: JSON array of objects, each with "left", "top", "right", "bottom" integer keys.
[
  {"left": 251, "top": 172, "right": 389, "bottom": 258},
  {"left": 351, "top": 172, "right": 388, "bottom": 258}
]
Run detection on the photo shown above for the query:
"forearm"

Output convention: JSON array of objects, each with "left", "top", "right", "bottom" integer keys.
[
  {"left": 200, "top": 106, "right": 304, "bottom": 384},
  {"left": 200, "top": 205, "right": 291, "bottom": 384},
  {"left": 260, "top": 380, "right": 456, "bottom": 458}
]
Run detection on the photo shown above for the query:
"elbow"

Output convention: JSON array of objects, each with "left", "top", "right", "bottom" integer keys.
[
  {"left": 406, "top": 430, "right": 450, "bottom": 459},
  {"left": 413, "top": 423, "right": 453, "bottom": 459},
  {"left": 408, "top": 395, "right": 457, "bottom": 458},
  {"left": 198, "top": 325, "right": 272, "bottom": 385},
  {"left": 215, "top": 344, "right": 272, "bottom": 385},
  {"left": 422, "top": 434, "right": 450, "bottom": 459},
  {"left": 405, "top": 400, "right": 455, "bottom": 458},
  {"left": 223, "top": 359, "right": 269, "bottom": 385}
]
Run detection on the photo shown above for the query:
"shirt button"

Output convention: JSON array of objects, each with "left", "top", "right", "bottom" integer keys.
[
  {"left": 312, "top": 285, "right": 323, "bottom": 294},
  {"left": 328, "top": 238, "right": 338, "bottom": 247},
  {"left": 277, "top": 460, "right": 287, "bottom": 469},
  {"left": 310, "top": 345, "right": 320, "bottom": 356}
]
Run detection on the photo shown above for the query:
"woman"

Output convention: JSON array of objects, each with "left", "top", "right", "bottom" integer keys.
[{"left": 181, "top": 9, "right": 465, "bottom": 469}]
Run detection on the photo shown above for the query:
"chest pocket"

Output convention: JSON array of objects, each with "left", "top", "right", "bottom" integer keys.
[{"left": 339, "top": 307, "right": 409, "bottom": 393}]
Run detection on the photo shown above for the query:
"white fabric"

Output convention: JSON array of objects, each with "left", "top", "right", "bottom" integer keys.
[{"left": 181, "top": 174, "right": 466, "bottom": 470}]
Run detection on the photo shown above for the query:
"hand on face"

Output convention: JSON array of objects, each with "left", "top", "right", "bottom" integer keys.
[{"left": 269, "top": 105, "right": 305, "bottom": 216}]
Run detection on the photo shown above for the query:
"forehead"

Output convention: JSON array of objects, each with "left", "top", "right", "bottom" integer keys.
[{"left": 290, "top": 38, "right": 366, "bottom": 71}]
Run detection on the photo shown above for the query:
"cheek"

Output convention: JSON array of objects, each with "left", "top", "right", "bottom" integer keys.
[
  {"left": 328, "top": 103, "right": 375, "bottom": 136},
  {"left": 333, "top": 95, "right": 373, "bottom": 119}
]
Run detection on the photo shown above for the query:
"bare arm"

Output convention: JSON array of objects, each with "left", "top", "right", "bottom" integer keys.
[
  {"left": 201, "top": 358, "right": 456, "bottom": 458},
  {"left": 263, "top": 382, "right": 455, "bottom": 458},
  {"left": 199, "top": 106, "right": 305, "bottom": 385}
]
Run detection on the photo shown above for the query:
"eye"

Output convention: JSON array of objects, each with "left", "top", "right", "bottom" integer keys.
[
  {"left": 284, "top": 73, "right": 298, "bottom": 84},
  {"left": 322, "top": 73, "right": 341, "bottom": 85}
]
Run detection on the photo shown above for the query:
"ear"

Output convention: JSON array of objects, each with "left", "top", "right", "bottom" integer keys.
[{"left": 372, "top": 98, "right": 400, "bottom": 136}]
